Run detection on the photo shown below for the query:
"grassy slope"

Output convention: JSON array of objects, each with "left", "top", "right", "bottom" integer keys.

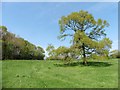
[
  {"left": 0, "top": 61, "right": 2, "bottom": 89},
  {"left": 2, "top": 59, "right": 118, "bottom": 88}
]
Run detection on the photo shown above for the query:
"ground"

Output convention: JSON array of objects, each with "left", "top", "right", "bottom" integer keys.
[
  {"left": 0, "top": 61, "right": 2, "bottom": 89},
  {"left": 2, "top": 59, "right": 118, "bottom": 88}
]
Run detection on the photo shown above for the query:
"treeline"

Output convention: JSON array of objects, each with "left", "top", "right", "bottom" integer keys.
[
  {"left": 109, "top": 50, "right": 120, "bottom": 58},
  {"left": 46, "top": 44, "right": 120, "bottom": 61},
  {"left": 46, "top": 45, "right": 80, "bottom": 61},
  {"left": 0, "top": 26, "right": 45, "bottom": 60}
]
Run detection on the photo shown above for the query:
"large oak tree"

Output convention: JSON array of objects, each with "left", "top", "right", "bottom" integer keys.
[{"left": 58, "top": 10, "right": 112, "bottom": 65}]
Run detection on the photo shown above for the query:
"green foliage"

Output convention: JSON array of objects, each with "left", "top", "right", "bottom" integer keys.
[
  {"left": 0, "top": 40, "right": 2, "bottom": 60},
  {"left": 1, "top": 26, "right": 45, "bottom": 60},
  {"left": 110, "top": 50, "right": 120, "bottom": 58},
  {"left": 89, "top": 54, "right": 108, "bottom": 60},
  {"left": 58, "top": 10, "right": 112, "bottom": 64},
  {"left": 46, "top": 44, "right": 55, "bottom": 56},
  {"left": 46, "top": 45, "right": 78, "bottom": 63},
  {"left": 54, "top": 46, "right": 72, "bottom": 64},
  {"left": 46, "top": 45, "right": 69, "bottom": 60}
]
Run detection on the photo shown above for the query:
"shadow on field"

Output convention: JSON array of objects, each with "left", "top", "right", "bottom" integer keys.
[{"left": 54, "top": 61, "right": 112, "bottom": 67}]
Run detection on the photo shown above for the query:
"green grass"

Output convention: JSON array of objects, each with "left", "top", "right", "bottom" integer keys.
[
  {"left": 0, "top": 60, "right": 2, "bottom": 89},
  {"left": 2, "top": 59, "right": 118, "bottom": 88}
]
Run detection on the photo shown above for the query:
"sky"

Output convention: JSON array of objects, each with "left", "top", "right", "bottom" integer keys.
[
  {"left": 2, "top": 2, "right": 118, "bottom": 56},
  {"left": 1, "top": 0, "right": 119, "bottom": 2}
]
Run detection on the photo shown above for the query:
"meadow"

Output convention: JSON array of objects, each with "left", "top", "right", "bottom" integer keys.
[
  {"left": 2, "top": 59, "right": 118, "bottom": 88},
  {"left": 0, "top": 61, "right": 2, "bottom": 89}
]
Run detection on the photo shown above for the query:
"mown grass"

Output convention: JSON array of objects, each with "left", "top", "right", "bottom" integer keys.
[
  {"left": 2, "top": 59, "right": 118, "bottom": 88},
  {"left": 0, "top": 60, "right": 2, "bottom": 89}
]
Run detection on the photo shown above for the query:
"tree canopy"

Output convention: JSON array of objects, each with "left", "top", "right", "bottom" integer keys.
[
  {"left": 110, "top": 50, "right": 120, "bottom": 58},
  {"left": 0, "top": 26, "right": 45, "bottom": 60},
  {"left": 58, "top": 10, "right": 112, "bottom": 64}
]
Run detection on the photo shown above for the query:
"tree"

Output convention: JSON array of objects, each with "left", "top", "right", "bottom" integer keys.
[
  {"left": 46, "top": 44, "right": 56, "bottom": 60},
  {"left": 55, "top": 46, "right": 70, "bottom": 60},
  {"left": 58, "top": 10, "right": 112, "bottom": 65},
  {"left": 110, "top": 50, "right": 120, "bottom": 58},
  {"left": 46, "top": 45, "right": 70, "bottom": 61},
  {"left": 1, "top": 26, "right": 45, "bottom": 60},
  {"left": 0, "top": 26, "right": 1, "bottom": 60}
]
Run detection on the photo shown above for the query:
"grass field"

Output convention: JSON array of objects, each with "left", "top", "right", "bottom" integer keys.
[
  {"left": 0, "top": 61, "right": 2, "bottom": 89},
  {"left": 2, "top": 59, "right": 118, "bottom": 88}
]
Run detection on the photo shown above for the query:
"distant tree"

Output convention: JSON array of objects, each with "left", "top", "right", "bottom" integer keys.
[
  {"left": 0, "top": 26, "right": 1, "bottom": 60},
  {"left": 55, "top": 46, "right": 70, "bottom": 60},
  {"left": 46, "top": 44, "right": 56, "bottom": 60},
  {"left": 46, "top": 44, "right": 80, "bottom": 63},
  {"left": 110, "top": 50, "right": 120, "bottom": 58},
  {"left": 1, "top": 26, "right": 45, "bottom": 60},
  {"left": 46, "top": 45, "right": 70, "bottom": 60},
  {"left": 58, "top": 10, "right": 112, "bottom": 65},
  {"left": 34, "top": 46, "right": 45, "bottom": 60}
]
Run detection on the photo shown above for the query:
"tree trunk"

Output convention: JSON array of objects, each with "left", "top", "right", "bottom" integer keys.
[{"left": 82, "top": 43, "right": 87, "bottom": 65}]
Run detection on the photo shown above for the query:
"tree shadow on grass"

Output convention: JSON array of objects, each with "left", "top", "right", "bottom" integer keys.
[{"left": 54, "top": 61, "right": 112, "bottom": 67}]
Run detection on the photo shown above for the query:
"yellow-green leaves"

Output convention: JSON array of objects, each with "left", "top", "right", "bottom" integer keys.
[
  {"left": 99, "top": 38, "right": 112, "bottom": 49},
  {"left": 97, "top": 19, "right": 102, "bottom": 25},
  {"left": 74, "top": 30, "right": 99, "bottom": 49},
  {"left": 58, "top": 10, "right": 112, "bottom": 61},
  {"left": 59, "top": 10, "right": 96, "bottom": 37},
  {"left": 97, "top": 19, "right": 109, "bottom": 27},
  {"left": 46, "top": 44, "right": 55, "bottom": 55}
]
